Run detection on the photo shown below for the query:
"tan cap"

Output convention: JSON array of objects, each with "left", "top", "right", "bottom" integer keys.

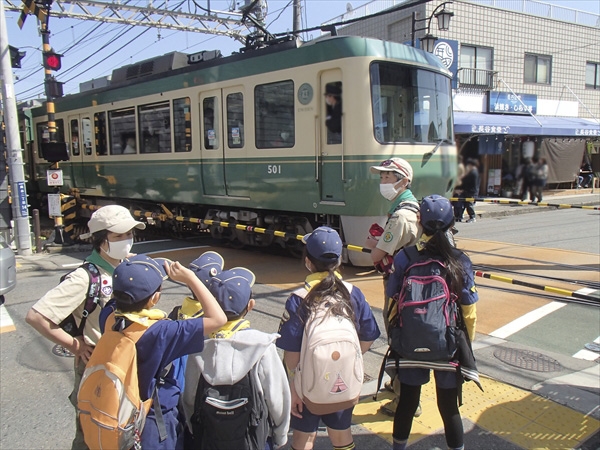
[
  {"left": 370, "top": 157, "right": 413, "bottom": 181},
  {"left": 80, "top": 205, "right": 145, "bottom": 239}
]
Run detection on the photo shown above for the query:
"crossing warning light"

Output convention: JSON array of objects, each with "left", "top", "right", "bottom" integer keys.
[
  {"left": 45, "top": 78, "right": 64, "bottom": 98},
  {"left": 9, "top": 45, "right": 26, "bottom": 68},
  {"left": 43, "top": 51, "right": 62, "bottom": 71}
]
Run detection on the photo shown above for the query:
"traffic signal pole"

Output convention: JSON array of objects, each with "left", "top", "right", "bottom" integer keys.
[{"left": 0, "top": 0, "right": 33, "bottom": 255}]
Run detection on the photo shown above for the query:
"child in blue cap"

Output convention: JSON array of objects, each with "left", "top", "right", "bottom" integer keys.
[
  {"left": 276, "top": 227, "right": 381, "bottom": 450},
  {"left": 104, "top": 254, "right": 227, "bottom": 450},
  {"left": 182, "top": 267, "right": 291, "bottom": 450}
]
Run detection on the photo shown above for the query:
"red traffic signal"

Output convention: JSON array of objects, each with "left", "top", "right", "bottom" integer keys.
[{"left": 43, "top": 51, "right": 62, "bottom": 71}]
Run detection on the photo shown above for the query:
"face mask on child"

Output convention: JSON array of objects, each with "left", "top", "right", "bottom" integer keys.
[{"left": 103, "top": 238, "right": 134, "bottom": 260}]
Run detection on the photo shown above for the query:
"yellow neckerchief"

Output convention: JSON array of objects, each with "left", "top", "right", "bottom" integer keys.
[
  {"left": 415, "top": 233, "right": 433, "bottom": 251},
  {"left": 116, "top": 308, "right": 167, "bottom": 326},
  {"left": 179, "top": 296, "right": 204, "bottom": 320},
  {"left": 304, "top": 270, "right": 342, "bottom": 292},
  {"left": 210, "top": 318, "right": 251, "bottom": 339}
]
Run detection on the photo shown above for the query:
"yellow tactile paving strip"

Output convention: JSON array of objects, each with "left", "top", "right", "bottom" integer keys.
[{"left": 353, "top": 376, "right": 600, "bottom": 449}]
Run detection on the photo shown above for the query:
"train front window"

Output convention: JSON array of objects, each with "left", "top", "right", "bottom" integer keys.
[
  {"left": 370, "top": 62, "right": 452, "bottom": 144},
  {"left": 138, "top": 101, "right": 171, "bottom": 153}
]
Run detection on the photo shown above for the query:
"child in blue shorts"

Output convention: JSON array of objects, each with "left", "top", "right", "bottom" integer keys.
[{"left": 276, "top": 227, "right": 381, "bottom": 450}]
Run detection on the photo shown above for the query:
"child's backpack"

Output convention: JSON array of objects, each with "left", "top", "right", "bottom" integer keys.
[
  {"left": 190, "top": 363, "right": 271, "bottom": 450},
  {"left": 78, "top": 319, "right": 164, "bottom": 450},
  {"left": 58, "top": 262, "right": 101, "bottom": 337},
  {"left": 294, "top": 282, "right": 364, "bottom": 415},
  {"left": 388, "top": 246, "right": 459, "bottom": 362}
]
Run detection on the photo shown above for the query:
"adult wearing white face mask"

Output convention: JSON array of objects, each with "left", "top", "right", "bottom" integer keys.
[
  {"left": 26, "top": 204, "right": 145, "bottom": 450},
  {"left": 366, "top": 158, "right": 421, "bottom": 417}
]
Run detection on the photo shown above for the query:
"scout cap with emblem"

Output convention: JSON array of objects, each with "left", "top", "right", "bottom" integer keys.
[
  {"left": 209, "top": 268, "right": 255, "bottom": 319},
  {"left": 370, "top": 157, "right": 413, "bottom": 181},
  {"left": 113, "top": 254, "right": 167, "bottom": 303},
  {"left": 189, "top": 251, "right": 224, "bottom": 287},
  {"left": 80, "top": 205, "right": 145, "bottom": 239}
]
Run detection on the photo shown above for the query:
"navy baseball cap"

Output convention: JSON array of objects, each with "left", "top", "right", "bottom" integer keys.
[
  {"left": 209, "top": 267, "right": 255, "bottom": 317},
  {"left": 113, "top": 254, "right": 167, "bottom": 303},
  {"left": 302, "top": 226, "right": 342, "bottom": 263},
  {"left": 420, "top": 195, "right": 454, "bottom": 232},
  {"left": 189, "top": 251, "right": 224, "bottom": 287}
]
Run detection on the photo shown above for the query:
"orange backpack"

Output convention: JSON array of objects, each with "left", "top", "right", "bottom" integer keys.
[{"left": 77, "top": 318, "right": 159, "bottom": 450}]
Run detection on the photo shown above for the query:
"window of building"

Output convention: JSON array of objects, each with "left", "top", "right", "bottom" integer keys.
[
  {"left": 94, "top": 112, "right": 108, "bottom": 156},
  {"left": 227, "top": 93, "right": 244, "bottom": 148},
  {"left": 138, "top": 101, "right": 171, "bottom": 153},
  {"left": 524, "top": 54, "right": 551, "bottom": 84},
  {"left": 108, "top": 107, "right": 136, "bottom": 155},
  {"left": 173, "top": 97, "right": 192, "bottom": 152},
  {"left": 255, "top": 80, "right": 295, "bottom": 149},
  {"left": 585, "top": 62, "right": 600, "bottom": 90},
  {"left": 459, "top": 45, "right": 493, "bottom": 85}
]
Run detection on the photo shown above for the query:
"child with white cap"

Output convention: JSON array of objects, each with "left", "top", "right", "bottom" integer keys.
[
  {"left": 276, "top": 227, "right": 380, "bottom": 450},
  {"left": 94, "top": 254, "right": 227, "bottom": 450},
  {"left": 182, "top": 267, "right": 291, "bottom": 450},
  {"left": 25, "top": 204, "right": 146, "bottom": 449}
]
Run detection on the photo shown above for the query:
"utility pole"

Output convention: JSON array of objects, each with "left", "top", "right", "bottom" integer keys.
[
  {"left": 0, "top": 0, "right": 32, "bottom": 255},
  {"left": 293, "top": 0, "right": 301, "bottom": 36}
]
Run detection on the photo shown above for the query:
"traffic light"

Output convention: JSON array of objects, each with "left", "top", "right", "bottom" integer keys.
[
  {"left": 45, "top": 78, "right": 64, "bottom": 98},
  {"left": 9, "top": 45, "right": 26, "bottom": 69},
  {"left": 43, "top": 51, "right": 62, "bottom": 71}
]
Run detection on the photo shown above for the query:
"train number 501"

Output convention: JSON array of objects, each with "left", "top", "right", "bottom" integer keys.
[{"left": 267, "top": 164, "right": 282, "bottom": 174}]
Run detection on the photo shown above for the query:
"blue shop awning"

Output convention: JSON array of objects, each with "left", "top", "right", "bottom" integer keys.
[{"left": 453, "top": 112, "right": 600, "bottom": 137}]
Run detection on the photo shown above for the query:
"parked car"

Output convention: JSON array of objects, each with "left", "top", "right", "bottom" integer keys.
[{"left": 0, "top": 236, "right": 16, "bottom": 305}]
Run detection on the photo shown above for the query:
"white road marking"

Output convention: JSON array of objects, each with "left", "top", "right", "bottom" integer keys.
[
  {"left": 0, "top": 304, "right": 16, "bottom": 333},
  {"left": 489, "top": 301, "right": 566, "bottom": 339}
]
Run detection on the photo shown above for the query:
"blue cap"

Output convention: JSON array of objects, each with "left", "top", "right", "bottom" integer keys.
[
  {"left": 420, "top": 195, "right": 454, "bottom": 232},
  {"left": 209, "top": 267, "right": 255, "bottom": 317},
  {"left": 302, "top": 226, "right": 342, "bottom": 263},
  {"left": 189, "top": 251, "right": 224, "bottom": 287},
  {"left": 113, "top": 254, "right": 167, "bottom": 303}
]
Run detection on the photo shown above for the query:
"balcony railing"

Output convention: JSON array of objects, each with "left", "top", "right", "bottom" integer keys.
[{"left": 458, "top": 68, "right": 497, "bottom": 90}]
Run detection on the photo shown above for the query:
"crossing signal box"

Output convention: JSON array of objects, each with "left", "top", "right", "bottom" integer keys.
[
  {"left": 9, "top": 45, "right": 26, "bottom": 68},
  {"left": 45, "top": 78, "right": 64, "bottom": 98},
  {"left": 43, "top": 52, "right": 62, "bottom": 71}
]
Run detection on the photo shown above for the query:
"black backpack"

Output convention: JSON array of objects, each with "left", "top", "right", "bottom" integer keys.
[
  {"left": 58, "top": 262, "right": 101, "bottom": 337},
  {"left": 190, "top": 364, "right": 271, "bottom": 450},
  {"left": 389, "top": 246, "right": 459, "bottom": 362}
]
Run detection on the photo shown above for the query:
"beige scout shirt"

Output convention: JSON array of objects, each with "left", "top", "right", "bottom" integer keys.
[
  {"left": 376, "top": 205, "right": 420, "bottom": 256},
  {"left": 31, "top": 265, "right": 112, "bottom": 346}
]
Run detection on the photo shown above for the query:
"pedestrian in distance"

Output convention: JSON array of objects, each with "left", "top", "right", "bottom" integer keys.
[
  {"left": 364, "top": 157, "right": 420, "bottom": 416},
  {"left": 81, "top": 254, "right": 227, "bottom": 450},
  {"left": 277, "top": 227, "right": 381, "bottom": 450},
  {"left": 386, "top": 195, "right": 479, "bottom": 450},
  {"left": 453, "top": 158, "right": 479, "bottom": 223},
  {"left": 577, "top": 161, "right": 593, "bottom": 189},
  {"left": 25, "top": 204, "right": 146, "bottom": 450},
  {"left": 532, "top": 157, "right": 548, "bottom": 202},
  {"left": 182, "top": 267, "right": 291, "bottom": 450}
]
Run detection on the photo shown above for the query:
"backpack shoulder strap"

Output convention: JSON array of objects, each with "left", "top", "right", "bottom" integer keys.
[
  {"left": 75, "top": 262, "right": 102, "bottom": 336},
  {"left": 393, "top": 201, "right": 420, "bottom": 215}
]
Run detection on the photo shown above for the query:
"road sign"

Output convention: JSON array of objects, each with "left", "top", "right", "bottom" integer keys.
[{"left": 46, "top": 169, "right": 63, "bottom": 186}]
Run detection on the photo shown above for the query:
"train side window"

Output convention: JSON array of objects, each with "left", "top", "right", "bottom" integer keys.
[
  {"left": 227, "top": 93, "right": 244, "bottom": 148},
  {"left": 70, "top": 119, "right": 80, "bottom": 156},
  {"left": 108, "top": 107, "right": 136, "bottom": 155},
  {"left": 324, "top": 82, "right": 342, "bottom": 144},
  {"left": 203, "top": 97, "right": 218, "bottom": 149},
  {"left": 82, "top": 118, "right": 93, "bottom": 156},
  {"left": 94, "top": 112, "right": 108, "bottom": 156},
  {"left": 254, "top": 80, "right": 295, "bottom": 149},
  {"left": 138, "top": 101, "right": 171, "bottom": 154},
  {"left": 174, "top": 97, "right": 192, "bottom": 152}
]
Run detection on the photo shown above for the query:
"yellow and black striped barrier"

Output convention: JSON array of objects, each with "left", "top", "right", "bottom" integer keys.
[
  {"left": 60, "top": 194, "right": 77, "bottom": 243},
  {"left": 474, "top": 270, "right": 599, "bottom": 303},
  {"left": 450, "top": 197, "right": 600, "bottom": 211}
]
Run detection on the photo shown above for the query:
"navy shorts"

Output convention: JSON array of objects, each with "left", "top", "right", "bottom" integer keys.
[
  {"left": 290, "top": 405, "right": 354, "bottom": 433},
  {"left": 398, "top": 368, "right": 457, "bottom": 389}
]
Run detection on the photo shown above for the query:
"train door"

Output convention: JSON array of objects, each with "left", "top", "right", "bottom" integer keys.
[
  {"left": 67, "top": 115, "right": 94, "bottom": 188},
  {"left": 199, "top": 92, "right": 226, "bottom": 196},
  {"left": 223, "top": 86, "right": 249, "bottom": 198},
  {"left": 319, "top": 71, "right": 345, "bottom": 203}
]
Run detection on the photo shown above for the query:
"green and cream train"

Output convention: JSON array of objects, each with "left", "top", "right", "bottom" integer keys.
[{"left": 27, "top": 35, "right": 457, "bottom": 265}]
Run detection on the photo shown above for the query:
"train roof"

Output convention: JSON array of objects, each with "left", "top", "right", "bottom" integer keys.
[{"left": 26, "top": 35, "right": 449, "bottom": 116}]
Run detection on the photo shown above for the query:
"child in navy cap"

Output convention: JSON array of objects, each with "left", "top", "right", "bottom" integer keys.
[
  {"left": 182, "top": 267, "right": 291, "bottom": 450},
  {"left": 104, "top": 254, "right": 227, "bottom": 450},
  {"left": 276, "top": 227, "right": 381, "bottom": 450}
]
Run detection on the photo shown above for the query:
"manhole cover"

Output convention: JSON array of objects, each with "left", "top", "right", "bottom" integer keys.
[{"left": 493, "top": 347, "right": 562, "bottom": 372}]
